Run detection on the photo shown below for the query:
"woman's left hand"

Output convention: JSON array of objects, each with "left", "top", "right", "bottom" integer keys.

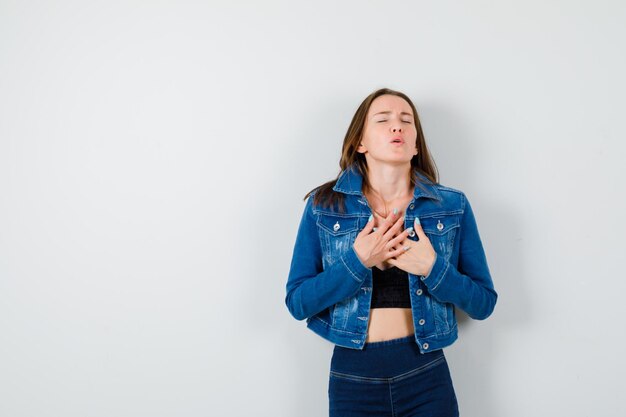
[{"left": 387, "top": 218, "right": 437, "bottom": 277}]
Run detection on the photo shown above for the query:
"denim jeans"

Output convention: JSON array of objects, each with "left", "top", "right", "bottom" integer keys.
[{"left": 328, "top": 334, "right": 459, "bottom": 416}]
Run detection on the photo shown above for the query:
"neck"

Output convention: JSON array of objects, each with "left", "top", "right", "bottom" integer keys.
[{"left": 364, "top": 161, "right": 412, "bottom": 201}]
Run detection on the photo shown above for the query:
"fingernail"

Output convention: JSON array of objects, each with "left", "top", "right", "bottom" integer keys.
[
  {"left": 408, "top": 227, "right": 415, "bottom": 237},
  {"left": 368, "top": 214, "right": 373, "bottom": 222},
  {"left": 393, "top": 208, "right": 398, "bottom": 215},
  {"left": 414, "top": 217, "right": 420, "bottom": 225}
]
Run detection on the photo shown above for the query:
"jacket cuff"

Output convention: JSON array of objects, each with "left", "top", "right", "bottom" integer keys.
[
  {"left": 420, "top": 252, "right": 448, "bottom": 290},
  {"left": 340, "top": 245, "right": 370, "bottom": 283}
]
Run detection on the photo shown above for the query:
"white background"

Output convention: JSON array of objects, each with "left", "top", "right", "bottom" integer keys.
[{"left": 1, "top": 1, "right": 625, "bottom": 416}]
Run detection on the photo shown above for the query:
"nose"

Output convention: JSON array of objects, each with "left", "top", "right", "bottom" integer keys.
[{"left": 391, "top": 126, "right": 402, "bottom": 133}]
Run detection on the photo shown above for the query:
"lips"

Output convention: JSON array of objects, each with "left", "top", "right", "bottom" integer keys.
[{"left": 390, "top": 137, "right": 405, "bottom": 144}]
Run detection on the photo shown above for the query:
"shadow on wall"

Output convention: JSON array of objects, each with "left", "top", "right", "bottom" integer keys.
[
  {"left": 423, "top": 99, "right": 528, "bottom": 417},
  {"left": 448, "top": 201, "right": 525, "bottom": 417},
  {"left": 238, "top": 96, "right": 350, "bottom": 416}
]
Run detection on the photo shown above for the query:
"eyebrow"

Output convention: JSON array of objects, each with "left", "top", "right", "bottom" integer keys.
[{"left": 372, "top": 111, "right": 413, "bottom": 118}]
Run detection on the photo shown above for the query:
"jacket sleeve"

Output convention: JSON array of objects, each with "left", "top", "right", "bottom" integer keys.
[
  {"left": 285, "top": 195, "right": 371, "bottom": 321},
  {"left": 420, "top": 192, "right": 497, "bottom": 320}
]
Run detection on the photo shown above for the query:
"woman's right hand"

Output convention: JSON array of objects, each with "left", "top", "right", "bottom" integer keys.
[{"left": 353, "top": 210, "right": 411, "bottom": 268}]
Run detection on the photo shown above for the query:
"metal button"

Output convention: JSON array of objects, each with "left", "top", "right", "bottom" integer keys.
[
  {"left": 408, "top": 229, "right": 416, "bottom": 237},
  {"left": 423, "top": 343, "right": 429, "bottom": 350},
  {"left": 333, "top": 221, "right": 340, "bottom": 232},
  {"left": 409, "top": 204, "right": 415, "bottom": 209},
  {"left": 437, "top": 220, "right": 444, "bottom": 231},
  {"left": 416, "top": 289, "right": 423, "bottom": 296},
  {"left": 420, "top": 275, "right": 426, "bottom": 281},
  {"left": 419, "top": 319, "right": 425, "bottom": 325}
]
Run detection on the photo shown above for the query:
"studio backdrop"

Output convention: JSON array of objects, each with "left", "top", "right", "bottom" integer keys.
[{"left": 1, "top": 1, "right": 625, "bottom": 416}]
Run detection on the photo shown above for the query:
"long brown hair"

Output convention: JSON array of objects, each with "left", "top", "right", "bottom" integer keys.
[{"left": 305, "top": 88, "right": 439, "bottom": 212}]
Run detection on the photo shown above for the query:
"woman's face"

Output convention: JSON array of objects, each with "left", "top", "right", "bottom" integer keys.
[{"left": 357, "top": 94, "right": 418, "bottom": 165}]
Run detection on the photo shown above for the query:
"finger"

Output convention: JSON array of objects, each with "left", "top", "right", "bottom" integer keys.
[
  {"left": 386, "top": 229, "right": 411, "bottom": 249},
  {"left": 390, "top": 235, "right": 411, "bottom": 252},
  {"left": 390, "top": 242, "right": 411, "bottom": 254},
  {"left": 385, "top": 246, "right": 408, "bottom": 260},
  {"left": 382, "top": 215, "right": 405, "bottom": 241},
  {"left": 377, "top": 208, "right": 400, "bottom": 235},
  {"left": 414, "top": 217, "right": 428, "bottom": 240},
  {"left": 359, "top": 214, "right": 375, "bottom": 236}
]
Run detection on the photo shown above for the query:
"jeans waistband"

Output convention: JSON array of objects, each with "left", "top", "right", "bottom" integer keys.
[
  {"left": 362, "top": 334, "right": 416, "bottom": 348},
  {"left": 331, "top": 334, "right": 444, "bottom": 379}
]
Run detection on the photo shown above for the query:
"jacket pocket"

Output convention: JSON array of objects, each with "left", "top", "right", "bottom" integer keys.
[
  {"left": 420, "top": 212, "right": 461, "bottom": 261},
  {"left": 317, "top": 214, "right": 360, "bottom": 266}
]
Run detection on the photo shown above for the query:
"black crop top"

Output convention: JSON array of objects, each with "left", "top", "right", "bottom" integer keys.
[{"left": 370, "top": 265, "right": 411, "bottom": 308}]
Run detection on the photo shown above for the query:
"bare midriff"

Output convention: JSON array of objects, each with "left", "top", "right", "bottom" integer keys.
[{"left": 365, "top": 308, "right": 415, "bottom": 342}]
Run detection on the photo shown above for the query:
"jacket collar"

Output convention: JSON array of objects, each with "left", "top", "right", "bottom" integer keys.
[{"left": 332, "top": 164, "right": 442, "bottom": 201}]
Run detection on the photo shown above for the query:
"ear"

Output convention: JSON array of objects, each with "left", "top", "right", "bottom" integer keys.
[{"left": 357, "top": 143, "right": 367, "bottom": 154}]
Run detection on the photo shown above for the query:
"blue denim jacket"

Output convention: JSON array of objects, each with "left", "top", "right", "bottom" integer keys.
[{"left": 285, "top": 164, "right": 497, "bottom": 352}]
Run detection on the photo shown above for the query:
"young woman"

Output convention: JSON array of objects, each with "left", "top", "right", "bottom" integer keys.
[{"left": 285, "top": 88, "right": 497, "bottom": 416}]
